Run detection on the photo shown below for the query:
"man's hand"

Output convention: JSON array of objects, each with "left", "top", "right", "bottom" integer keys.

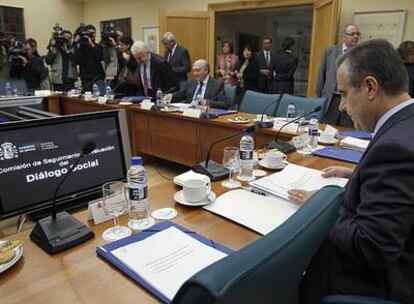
[
  {"left": 122, "top": 52, "right": 130, "bottom": 61},
  {"left": 288, "top": 189, "right": 316, "bottom": 204},
  {"left": 87, "top": 36, "right": 95, "bottom": 47},
  {"left": 321, "top": 166, "right": 353, "bottom": 178},
  {"left": 18, "top": 56, "right": 28, "bottom": 66},
  {"left": 108, "top": 37, "right": 116, "bottom": 46},
  {"left": 162, "top": 93, "right": 173, "bottom": 103},
  {"left": 260, "top": 69, "right": 271, "bottom": 77}
]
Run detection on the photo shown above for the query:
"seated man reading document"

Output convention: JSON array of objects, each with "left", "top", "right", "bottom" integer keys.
[
  {"left": 163, "top": 59, "right": 228, "bottom": 109},
  {"left": 289, "top": 39, "right": 414, "bottom": 303}
]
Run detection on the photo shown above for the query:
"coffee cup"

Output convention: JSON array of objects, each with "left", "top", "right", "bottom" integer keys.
[
  {"left": 257, "top": 114, "right": 268, "bottom": 121},
  {"left": 263, "top": 151, "right": 287, "bottom": 166},
  {"left": 183, "top": 178, "right": 211, "bottom": 203}
]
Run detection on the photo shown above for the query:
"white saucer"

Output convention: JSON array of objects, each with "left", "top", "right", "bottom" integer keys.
[
  {"left": 151, "top": 208, "right": 177, "bottom": 220},
  {"left": 174, "top": 190, "right": 216, "bottom": 206},
  {"left": 228, "top": 118, "right": 250, "bottom": 124},
  {"left": 258, "top": 160, "right": 288, "bottom": 170},
  {"left": 318, "top": 137, "right": 338, "bottom": 145},
  {"left": 160, "top": 107, "right": 179, "bottom": 112},
  {"left": 119, "top": 101, "right": 133, "bottom": 106},
  {"left": 253, "top": 169, "right": 267, "bottom": 177},
  {"left": 0, "top": 240, "right": 23, "bottom": 274}
]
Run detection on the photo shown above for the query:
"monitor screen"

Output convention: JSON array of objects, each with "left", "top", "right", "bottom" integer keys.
[{"left": 0, "top": 110, "right": 131, "bottom": 219}]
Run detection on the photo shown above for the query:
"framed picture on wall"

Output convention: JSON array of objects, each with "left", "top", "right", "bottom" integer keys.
[
  {"left": 100, "top": 17, "right": 131, "bottom": 37},
  {"left": 143, "top": 26, "right": 159, "bottom": 54},
  {"left": 353, "top": 10, "right": 407, "bottom": 47}
]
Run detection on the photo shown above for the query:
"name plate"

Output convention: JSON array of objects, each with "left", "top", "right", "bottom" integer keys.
[
  {"left": 141, "top": 100, "right": 154, "bottom": 110},
  {"left": 87, "top": 199, "right": 113, "bottom": 225},
  {"left": 97, "top": 96, "right": 108, "bottom": 104},
  {"left": 183, "top": 108, "right": 202, "bottom": 118}
]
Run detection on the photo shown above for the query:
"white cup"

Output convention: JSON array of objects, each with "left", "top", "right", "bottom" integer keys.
[
  {"left": 263, "top": 151, "right": 287, "bottom": 166},
  {"left": 257, "top": 114, "right": 268, "bottom": 121},
  {"left": 183, "top": 178, "right": 211, "bottom": 203}
]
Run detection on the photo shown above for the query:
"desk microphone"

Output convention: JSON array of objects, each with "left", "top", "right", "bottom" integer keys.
[
  {"left": 30, "top": 141, "right": 96, "bottom": 254},
  {"left": 267, "top": 106, "right": 322, "bottom": 153},
  {"left": 193, "top": 125, "right": 257, "bottom": 180},
  {"left": 255, "top": 94, "right": 284, "bottom": 128}
]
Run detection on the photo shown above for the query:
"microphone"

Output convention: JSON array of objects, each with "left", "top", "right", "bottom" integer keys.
[
  {"left": 30, "top": 141, "right": 96, "bottom": 254},
  {"left": 255, "top": 94, "right": 284, "bottom": 128},
  {"left": 267, "top": 106, "right": 322, "bottom": 154},
  {"left": 193, "top": 125, "right": 257, "bottom": 180}
]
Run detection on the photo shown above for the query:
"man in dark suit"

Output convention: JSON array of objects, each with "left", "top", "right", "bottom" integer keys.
[
  {"left": 254, "top": 37, "right": 273, "bottom": 93},
  {"left": 271, "top": 37, "right": 298, "bottom": 94},
  {"left": 317, "top": 23, "right": 361, "bottom": 127},
  {"left": 162, "top": 32, "right": 191, "bottom": 84},
  {"left": 130, "top": 40, "right": 178, "bottom": 100},
  {"left": 162, "top": 59, "right": 228, "bottom": 109},
  {"left": 288, "top": 39, "right": 414, "bottom": 304}
]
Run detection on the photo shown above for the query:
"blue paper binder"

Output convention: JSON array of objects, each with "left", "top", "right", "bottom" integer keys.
[
  {"left": 339, "top": 130, "right": 372, "bottom": 139},
  {"left": 96, "top": 220, "right": 233, "bottom": 303},
  {"left": 208, "top": 109, "right": 237, "bottom": 116},
  {"left": 313, "top": 147, "right": 363, "bottom": 164}
]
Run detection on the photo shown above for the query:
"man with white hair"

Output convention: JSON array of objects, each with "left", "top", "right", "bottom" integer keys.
[
  {"left": 130, "top": 40, "right": 178, "bottom": 99},
  {"left": 163, "top": 59, "right": 228, "bottom": 109},
  {"left": 162, "top": 32, "right": 191, "bottom": 83}
]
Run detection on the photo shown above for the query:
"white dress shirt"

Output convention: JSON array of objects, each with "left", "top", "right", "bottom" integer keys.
[{"left": 140, "top": 53, "right": 152, "bottom": 90}]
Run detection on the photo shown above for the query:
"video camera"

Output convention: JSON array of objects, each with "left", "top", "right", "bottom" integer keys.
[
  {"left": 8, "top": 41, "right": 26, "bottom": 67},
  {"left": 100, "top": 24, "right": 118, "bottom": 45},
  {"left": 75, "top": 23, "right": 94, "bottom": 45},
  {"left": 52, "top": 23, "right": 66, "bottom": 46}
]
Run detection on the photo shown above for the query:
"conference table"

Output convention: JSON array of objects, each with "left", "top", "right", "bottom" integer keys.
[{"left": 0, "top": 96, "right": 356, "bottom": 303}]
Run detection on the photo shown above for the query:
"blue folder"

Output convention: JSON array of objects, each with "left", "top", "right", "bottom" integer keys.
[
  {"left": 121, "top": 96, "right": 149, "bottom": 103},
  {"left": 208, "top": 109, "right": 237, "bottom": 116},
  {"left": 339, "top": 130, "right": 372, "bottom": 139},
  {"left": 96, "top": 220, "right": 233, "bottom": 303},
  {"left": 313, "top": 147, "right": 363, "bottom": 164}
]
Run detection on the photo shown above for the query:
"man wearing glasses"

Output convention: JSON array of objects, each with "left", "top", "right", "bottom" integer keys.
[{"left": 317, "top": 23, "right": 361, "bottom": 127}]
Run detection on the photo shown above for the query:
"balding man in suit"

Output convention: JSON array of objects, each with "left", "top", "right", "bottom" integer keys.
[{"left": 317, "top": 24, "right": 361, "bottom": 127}]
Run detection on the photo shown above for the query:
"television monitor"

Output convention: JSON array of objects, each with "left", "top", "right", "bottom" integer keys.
[{"left": 0, "top": 110, "right": 131, "bottom": 219}]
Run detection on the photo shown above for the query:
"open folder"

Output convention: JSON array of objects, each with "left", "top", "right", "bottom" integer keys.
[{"left": 96, "top": 221, "right": 233, "bottom": 303}]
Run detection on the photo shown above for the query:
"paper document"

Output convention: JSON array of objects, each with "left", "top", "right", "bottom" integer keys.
[
  {"left": 204, "top": 189, "right": 299, "bottom": 235},
  {"left": 340, "top": 136, "right": 369, "bottom": 152},
  {"left": 111, "top": 226, "right": 227, "bottom": 300},
  {"left": 250, "top": 164, "right": 348, "bottom": 200}
]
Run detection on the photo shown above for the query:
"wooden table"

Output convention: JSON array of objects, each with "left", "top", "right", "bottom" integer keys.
[
  {"left": 48, "top": 96, "right": 318, "bottom": 167},
  {"left": 0, "top": 152, "right": 355, "bottom": 304}
]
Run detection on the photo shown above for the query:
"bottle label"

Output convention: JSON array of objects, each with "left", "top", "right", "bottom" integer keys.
[
  {"left": 240, "top": 150, "right": 253, "bottom": 160},
  {"left": 308, "top": 127, "right": 318, "bottom": 136},
  {"left": 129, "top": 186, "right": 147, "bottom": 201}
]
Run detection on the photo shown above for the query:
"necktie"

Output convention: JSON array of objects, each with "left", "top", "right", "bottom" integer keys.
[
  {"left": 167, "top": 51, "right": 172, "bottom": 62},
  {"left": 143, "top": 64, "right": 149, "bottom": 96},
  {"left": 193, "top": 81, "right": 204, "bottom": 101},
  {"left": 266, "top": 52, "right": 270, "bottom": 67}
]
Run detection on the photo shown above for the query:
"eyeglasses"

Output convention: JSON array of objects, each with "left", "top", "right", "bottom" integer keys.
[{"left": 344, "top": 32, "right": 362, "bottom": 37}]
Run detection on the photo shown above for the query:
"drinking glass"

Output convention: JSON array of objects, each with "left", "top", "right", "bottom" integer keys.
[
  {"left": 101, "top": 181, "right": 132, "bottom": 241},
  {"left": 221, "top": 146, "right": 241, "bottom": 188}
]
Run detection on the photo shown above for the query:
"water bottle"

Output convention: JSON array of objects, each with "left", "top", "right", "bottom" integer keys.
[
  {"left": 92, "top": 83, "right": 99, "bottom": 97},
  {"left": 105, "top": 85, "right": 112, "bottom": 96},
  {"left": 5, "top": 82, "right": 11, "bottom": 96},
  {"left": 127, "top": 156, "right": 150, "bottom": 230},
  {"left": 286, "top": 102, "right": 296, "bottom": 121},
  {"left": 156, "top": 88, "right": 163, "bottom": 108},
  {"left": 308, "top": 115, "right": 319, "bottom": 150},
  {"left": 239, "top": 132, "right": 255, "bottom": 181}
]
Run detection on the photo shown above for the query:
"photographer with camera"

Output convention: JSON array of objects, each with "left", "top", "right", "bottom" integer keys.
[
  {"left": 73, "top": 24, "right": 105, "bottom": 93},
  {"left": 100, "top": 24, "right": 120, "bottom": 86},
  {"left": 9, "top": 40, "right": 49, "bottom": 91},
  {"left": 45, "top": 25, "right": 78, "bottom": 91}
]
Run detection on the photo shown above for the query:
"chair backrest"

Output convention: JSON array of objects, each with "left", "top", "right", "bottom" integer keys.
[
  {"left": 0, "top": 78, "right": 29, "bottom": 95},
  {"left": 238, "top": 90, "right": 280, "bottom": 115},
  {"left": 224, "top": 84, "right": 237, "bottom": 108},
  {"left": 172, "top": 185, "right": 344, "bottom": 304},
  {"left": 275, "top": 94, "right": 327, "bottom": 121}
]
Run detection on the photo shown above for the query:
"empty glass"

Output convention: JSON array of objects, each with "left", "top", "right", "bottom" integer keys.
[
  {"left": 221, "top": 146, "right": 241, "bottom": 188},
  {"left": 101, "top": 181, "right": 132, "bottom": 241}
]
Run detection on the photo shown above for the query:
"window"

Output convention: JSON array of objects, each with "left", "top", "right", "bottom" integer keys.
[{"left": 0, "top": 6, "right": 25, "bottom": 41}]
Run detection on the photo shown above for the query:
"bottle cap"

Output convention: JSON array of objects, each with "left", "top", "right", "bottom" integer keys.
[{"left": 131, "top": 156, "right": 142, "bottom": 165}]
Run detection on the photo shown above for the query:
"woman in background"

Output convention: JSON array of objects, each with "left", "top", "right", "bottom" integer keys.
[
  {"left": 397, "top": 40, "right": 414, "bottom": 97},
  {"left": 216, "top": 39, "right": 238, "bottom": 86},
  {"left": 236, "top": 44, "right": 259, "bottom": 94}
]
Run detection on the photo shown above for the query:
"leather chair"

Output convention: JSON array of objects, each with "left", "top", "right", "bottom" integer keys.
[
  {"left": 238, "top": 90, "right": 280, "bottom": 115},
  {"left": 172, "top": 185, "right": 344, "bottom": 304},
  {"left": 275, "top": 94, "right": 327, "bottom": 121}
]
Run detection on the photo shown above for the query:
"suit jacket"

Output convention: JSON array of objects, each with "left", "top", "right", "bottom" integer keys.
[
  {"left": 163, "top": 44, "right": 191, "bottom": 82},
  {"left": 316, "top": 45, "right": 343, "bottom": 111},
  {"left": 406, "top": 63, "right": 414, "bottom": 98},
  {"left": 301, "top": 102, "right": 414, "bottom": 304},
  {"left": 171, "top": 77, "right": 228, "bottom": 109},
  {"left": 270, "top": 50, "right": 298, "bottom": 94},
  {"left": 138, "top": 52, "right": 178, "bottom": 100},
  {"left": 254, "top": 51, "right": 273, "bottom": 93}
]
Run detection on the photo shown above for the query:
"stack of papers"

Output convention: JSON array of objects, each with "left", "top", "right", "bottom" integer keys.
[
  {"left": 340, "top": 136, "right": 369, "bottom": 152},
  {"left": 250, "top": 164, "right": 348, "bottom": 200}
]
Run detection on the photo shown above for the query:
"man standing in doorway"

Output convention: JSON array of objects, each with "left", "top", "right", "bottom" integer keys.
[
  {"left": 255, "top": 37, "right": 274, "bottom": 93},
  {"left": 317, "top": 23, "right": 361, "bottom": 127}
]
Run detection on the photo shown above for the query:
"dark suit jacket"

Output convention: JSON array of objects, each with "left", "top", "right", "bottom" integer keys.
[
  {"left": 406, "top": 63, "right": 414, "bottom": 98},
  {"left": 238, "top": 58, "right": 260, "bottom": 93},
  {"left": 164, "top": 44, "right": 191, "bottom": 82},
  {"left": 270, "top": 50, "right": 298, "bottom": 94},
  {"left": 171, "top": 77, "right": 228, "bottom": 109},
  {"left": 301, "top": 102, "right": 414, "bottom": 304},
  {"left": 137, "top": 52, "right": 178, "bottom": 100},
  {"left": 254, "top": 51, "right": 273, "bottom": 93}
]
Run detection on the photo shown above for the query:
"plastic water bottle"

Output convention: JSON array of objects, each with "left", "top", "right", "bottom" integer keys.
[
  {"left": 105, "top": 85, "right": 112, "bottom": 96},
  {"left": 127, "top": 156, "right": 150, "bottom": 230},
  {"left": 156, "top": 88, "right": 163, "bottom": 108},
  {"left": 92, "top": 83, "right": 99, "bottom": 97},
  {"left": 308, "top": 115, "right": 319, "bottom": 150},
  {"left": 238, "top": 132, "right": 255, "bottom": 181},
  {"left": 5, "top": 82, "right": 11, "bottom": 96},
  {"left": 286, "top": 102, "right": 296, "bottom": 121}
]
